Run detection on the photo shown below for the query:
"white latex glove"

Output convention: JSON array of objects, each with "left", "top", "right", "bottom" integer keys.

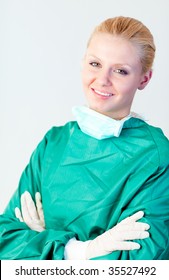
[
  {"left": 15, "top": 191, "right": 45, "bottom": 232},
  {"left": 64, "top": 211, "right": 150, "bottom": 260}
]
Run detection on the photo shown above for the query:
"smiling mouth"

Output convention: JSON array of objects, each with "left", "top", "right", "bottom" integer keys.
[{"left": 92, "top": 88, "right": 114, "bottom": 97}]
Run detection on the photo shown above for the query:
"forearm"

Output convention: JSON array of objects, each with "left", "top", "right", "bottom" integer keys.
[{"left": 0, "top": 214, "right": 74, "bottom": 260}]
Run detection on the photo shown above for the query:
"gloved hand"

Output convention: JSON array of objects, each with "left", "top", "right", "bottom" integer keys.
[
  {"left": 15, "top": 191, "right": 45, "bottom": 232},
  {"left": 64, "top": 211, "right": 150, "bottom": 260},
  {"left": 86, "top": 211, "right": 150, "bottom": 259}
]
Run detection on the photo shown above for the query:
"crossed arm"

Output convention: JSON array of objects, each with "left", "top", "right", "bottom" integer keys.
[{"left": 15, "top": 191, "right": 150, "bottom": 260}]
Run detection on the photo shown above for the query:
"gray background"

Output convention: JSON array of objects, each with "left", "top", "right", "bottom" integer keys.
[{"left": 0, "top": 0, "right": 168, "bottom": 212}]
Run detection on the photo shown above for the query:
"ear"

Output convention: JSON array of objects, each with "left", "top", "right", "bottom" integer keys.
[{"left": 138, "top": 70, "right": 153, "bottom": 90}]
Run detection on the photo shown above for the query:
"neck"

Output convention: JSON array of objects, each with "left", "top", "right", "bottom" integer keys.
[{"left": 89, "top": 108, "right": 131, "bottom": 120}]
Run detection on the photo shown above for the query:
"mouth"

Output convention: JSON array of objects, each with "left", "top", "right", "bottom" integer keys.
[{"left": 92, "top": 88, "right": 114, "bottom": 98}]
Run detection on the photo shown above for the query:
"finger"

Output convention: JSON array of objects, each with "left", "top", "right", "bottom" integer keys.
[
  {"left": 21, "top": 193, "right": 33, "bottom": 224},
  {"left": 118, "top": 222, "right": 150, "bottom": 231},
  {"left": 15, "top": 207, "right": 24, "bottom": 222},
  {"left": 32, "top": 225, "right": 45, "bottom": 232},
  {"left": 112, "top": 241, "right": 141, "bottom": 251},
  {"left": 35, "top": 192, "right": 42, "bottom": 206},
  {"left": 132, "top": 222, "right": 150, "bottom": 231},
  {"left": 119, "top": 230, "right": 150, "bottom": 241},
  {"left": 120, "top": 211, "right": 144, "bottom": 224},
  {"left": 24, "top": 191, "right": 39, "bottom": 220},
  {"left": 35, "top": 192, "right": 45, "bottom": 226},
  {"left": 35, "top": 192, "right": 43, "bottom": 214}
]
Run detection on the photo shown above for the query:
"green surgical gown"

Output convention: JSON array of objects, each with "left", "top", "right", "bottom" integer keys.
[{"left": 0, "top": 117, "right": 169, "bottom": 259}]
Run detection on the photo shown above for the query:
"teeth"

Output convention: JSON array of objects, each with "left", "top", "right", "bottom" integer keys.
[{"left": 94, "top": 89, "right": 112, "bottom": 97}]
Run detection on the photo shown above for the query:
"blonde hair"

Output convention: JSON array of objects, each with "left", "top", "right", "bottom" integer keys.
[{"left": 88, "top": 16, "right": 156, "bottom": 73}]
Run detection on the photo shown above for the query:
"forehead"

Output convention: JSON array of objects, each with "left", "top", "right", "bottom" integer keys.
[{"left": 86, "top": 32, "right": 141, "bottom": 65}]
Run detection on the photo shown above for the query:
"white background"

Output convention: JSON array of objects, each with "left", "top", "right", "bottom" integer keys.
[{"left": 0, "top": 0, "right": 169, "bottom": 213}]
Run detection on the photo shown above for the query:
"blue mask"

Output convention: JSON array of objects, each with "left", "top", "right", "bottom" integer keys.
[{"left": 72, "top": 106, "right": 132, "bottom": 140}]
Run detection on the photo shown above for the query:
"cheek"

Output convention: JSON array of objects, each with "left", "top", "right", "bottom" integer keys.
[
  {"left": 82, "top": 70, "right": 94, "bottom": 88},
  {"left": 116, "top": 78, "right": 139, "bottom": 94}
]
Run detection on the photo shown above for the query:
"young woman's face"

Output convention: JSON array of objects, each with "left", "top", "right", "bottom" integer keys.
[{"left": 81, "top": 33, "right": 151, "bottom": 119}]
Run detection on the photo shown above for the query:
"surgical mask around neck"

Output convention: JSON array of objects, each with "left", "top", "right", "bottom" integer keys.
[{"left": 72, "top": 106, "right": 132, "bottom": 140}]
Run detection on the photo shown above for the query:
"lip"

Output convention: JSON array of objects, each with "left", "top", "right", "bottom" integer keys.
[{"left": 91, "top": 88, "right": 114, "bottom": 98}]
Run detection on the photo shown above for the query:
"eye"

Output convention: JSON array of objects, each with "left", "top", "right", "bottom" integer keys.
[
  {"left": 114, "top": 69, "right": 128, "bottom": 75},
  {"left": 89, "top": 62, "right": 101, "bottom": 68}
]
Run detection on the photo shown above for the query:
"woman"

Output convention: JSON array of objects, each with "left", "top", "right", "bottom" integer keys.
[{"left": 0, "top": 16, "right": 169, "bottom": 260}]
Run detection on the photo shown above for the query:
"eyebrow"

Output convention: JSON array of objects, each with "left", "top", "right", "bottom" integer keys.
[{"left": 87, "top": 54, "right": 101, "bottom": 61}]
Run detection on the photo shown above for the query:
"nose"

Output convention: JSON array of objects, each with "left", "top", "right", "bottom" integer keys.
[{"left": 97, "top": 69, "right": 112, "bottom": 87}]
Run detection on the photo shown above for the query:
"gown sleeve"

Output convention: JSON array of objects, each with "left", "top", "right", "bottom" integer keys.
[
  {"left": 92, "top": 129, "right": 169, "bottom": 260},
  {"left": 66, "top": 162, "right": 169, "bottom": 261},
  {"left": 0, "top": 128, "right": 75, "bottom": 260}
]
